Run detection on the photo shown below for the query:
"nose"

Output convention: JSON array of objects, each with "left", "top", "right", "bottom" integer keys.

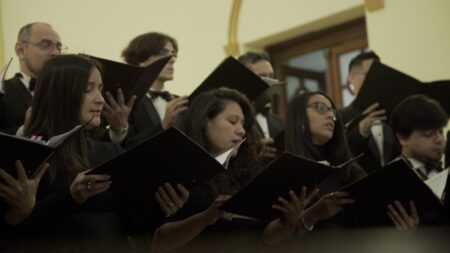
[
  {"left": 236, "top": 123, "right": 246, "bottom": 138},
  {"left": 326, "top": 110, "right": 336, "bottom": 121},
  {"left": 95, "top": 89, "right": 105, "bottom": 105},
  {"left": 169, "top": 54, "right": 176, "bottom": 63},
  {"left": 435, "top": 131, "right": 445, "bottom": 144},
  {"left": 49, "top": 45, "right": 60, "bottom": 57}
]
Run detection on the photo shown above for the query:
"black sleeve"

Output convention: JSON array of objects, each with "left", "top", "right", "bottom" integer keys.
[{"left": 6, "top": 189, "right": 78, "bottom": 236}]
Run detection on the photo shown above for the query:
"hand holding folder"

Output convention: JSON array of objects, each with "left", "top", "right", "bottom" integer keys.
[
  {"left": 220, "top": 152, "right": 362, "bottom": 222},
  {"left": 0, "top": 122, "right": 89, "bottom": 179},
  {"left": 86, "top": 55, "right": 171, "bottom": 106},
  {"left": 340, "top": 159, "right": 444, "bottom": 227},
  {"left": 348, "top": 61, "right": 450, "bottom": 128},
  {"left": 86, "top": 127, "right": 230, "bottom": 207}
]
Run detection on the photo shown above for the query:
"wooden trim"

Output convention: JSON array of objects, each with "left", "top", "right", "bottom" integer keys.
[
  {"left": 268, "top": 18, "right": 367, "bottom": 112},
  {"left": 269, "top": 18, "right": 366, "bottom": 63},
  {"left": 328, "top": 38, "right": 367, "bottom": 107},
  {"left": 224, "top": 0, "right": 242, "bottom": 56}
]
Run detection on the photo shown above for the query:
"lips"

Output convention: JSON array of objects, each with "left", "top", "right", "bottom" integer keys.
[
  {"left": 90, "top": 109, "right": 102, "bottom": 116},
  {"left": 325, "top": 122, "right": 334, "bottom": 131}
]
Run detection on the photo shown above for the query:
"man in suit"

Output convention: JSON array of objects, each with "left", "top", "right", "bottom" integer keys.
[
  {"left": 0, "top": 23, "right": 62, "bottom": 133},
  {"left": 238, "top": 51, "right": 284, "bottom": 158},
  {"left": 388, "top": 94, "right": 449, "bottom": 230},
  {"left": 339, "top": 51, "right": 399, "bottom": 174},
  {"left": 121, "top": 32, "right": 188, "bottom": 138}
]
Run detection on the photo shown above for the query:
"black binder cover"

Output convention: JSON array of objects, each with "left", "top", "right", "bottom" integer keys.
[
  {"left": 87, "top": 127, "right": 225, "bottom": 207},
  {"left": 0, "top": 133, "right": 54, "bottom": 178},
  {"left": 0, "top": 122, "right": 88, "bottom": 178},
  {"left": 342, "top": 159, "right": 443, "bottom": 227},
  {"left": 88, "top": 55, "right": 171, "bottom": 106},
  {"left": 220, "top": 152, "right": 337, "bottom": 222},
  {"left": 348, "top": 61, "right": 450, "bottom": 130},
  {"left": 189, "top": 57, "right": 270, "bottom": 102}
]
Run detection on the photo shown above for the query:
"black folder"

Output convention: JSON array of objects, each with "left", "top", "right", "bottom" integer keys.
[
  {"left": 189, "top": 57, "right": 271, "bottom": 102},
  {"left": 219, "top": 152, "right": 362, "bottom": 222},
  {"left": 341, "top": 159, "right": 443, "bottom": 227},
  {"left": 87, "top": 55, "right": 171, "bottom": 106},
  {"left": 86, "top": 127, "right": 225, "bottom": 207},
  {"left": 0, "top": 123, "right": 87, "bottom": 179},
  {"left": 348, "top": 61, "right": 450, "bottom": 130}
]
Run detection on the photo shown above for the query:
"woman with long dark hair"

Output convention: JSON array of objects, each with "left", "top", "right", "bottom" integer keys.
[
  {"left": 263, "top": 91, "right": 366, "bottom": 246},
  {"left": 3, "top": 54, "right": 187, "bottom": 252}
]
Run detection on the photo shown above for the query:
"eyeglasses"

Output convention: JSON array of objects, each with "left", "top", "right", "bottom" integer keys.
[
  {"left": 306, "top": 101, "right": 336, "bottom": 116},
  {"left": 21, "top": 39, "right": 68, "bottom": 53}
]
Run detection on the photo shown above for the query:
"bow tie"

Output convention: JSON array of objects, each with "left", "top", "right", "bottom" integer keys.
[
  {"left": 148, "top": 90, "right": 172, "bottom": 101},
  {"left": 425, "top": 161, "right": 443, "bottom": 174},
  {"left": 416, "top": 161, "right": 443, "bottom": 180},
  {"left": 29, "top": 78, "right": 37, "bottom": 92}
]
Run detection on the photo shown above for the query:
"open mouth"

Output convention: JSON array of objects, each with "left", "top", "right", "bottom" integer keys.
[{"left": 90, "top": 109, "right": 102, "bottom": 116}]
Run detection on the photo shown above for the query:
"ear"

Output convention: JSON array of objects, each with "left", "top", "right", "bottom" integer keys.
[
  {"left": 347, "top": 72, "right": 355, "bottom": 84},
  {"left": 15, "top": 42, "right": 26, "bottom": 59},
  {"left": 395, "top": 133, "right": 408, "bottom": 146}
]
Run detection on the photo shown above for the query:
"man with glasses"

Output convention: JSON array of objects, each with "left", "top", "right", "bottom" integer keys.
[
  {"left": 121, "top": 32, "right": 188, "bottom": 137},
  {"left": 0, "top": 22, "right": 63, "bottom": 133}
]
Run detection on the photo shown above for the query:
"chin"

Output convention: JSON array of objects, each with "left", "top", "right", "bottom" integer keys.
[{"left": 86, "top": 118, "right": 101, "bottom": 129}]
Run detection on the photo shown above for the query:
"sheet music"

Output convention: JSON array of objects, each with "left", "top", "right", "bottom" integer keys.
[
  {"left": 425, "top": 168, "right": 449, "bottom": 199},
  {"left": 214, "top": 138, "right": 246, "bottom": 169}
]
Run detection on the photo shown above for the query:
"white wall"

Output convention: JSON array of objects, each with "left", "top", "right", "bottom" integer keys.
[
  {"left": 2, "top": 0, "right": 449, "bottom": 95},
  {"left": 366, "top": 0, "right": 450, "bottom": 81},
  {"left": 1, "top": 0, "right": 232, "bottom": 95}
]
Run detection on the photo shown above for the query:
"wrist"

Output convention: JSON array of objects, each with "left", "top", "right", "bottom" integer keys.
[
  {"left": 4, "top": 207, "right": 32, "bottom": 225},
  {"left": 110, "top": 125, "right": 128, "bottom": 133},
  {"left": 300, "top": 209, "right": 316, "bottom": 231},
  {"left": 358, "top": 127, "right": 369, "bottom": 138}
]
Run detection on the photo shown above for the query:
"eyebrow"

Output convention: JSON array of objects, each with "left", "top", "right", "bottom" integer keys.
[{"left": 309, "top": 100, "right": 332, "bottom": 107}]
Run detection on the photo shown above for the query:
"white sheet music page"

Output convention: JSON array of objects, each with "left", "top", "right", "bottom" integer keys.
[
  {"left": 214, "top": 138, "right": 246, "bottom": 169},
  {"left": 425, "top": 168, "right": 449, "bottom": 199}
]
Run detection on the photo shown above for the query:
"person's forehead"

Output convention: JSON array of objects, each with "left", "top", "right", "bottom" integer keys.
[
  {"left": 308, "top": 94, "right": 331, "bottom": 106},
  {"left": 30, "top": 24, "right": 60, "bottom": 41}
]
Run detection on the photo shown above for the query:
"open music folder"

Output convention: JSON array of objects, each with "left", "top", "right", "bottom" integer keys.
[
  {"left": 189, "top": 57, "right": 280, "bottom": 107},
  {"left": 346, "top": 61, "right": 450, "bottom": 131},
  {"left": 340, "top": 158, "right": 445, "bottom": 227},
  {"left": 86, "top": 54, "right": 171, "bottom": 106},
  {"left": 87, "top": 127, "right": 239, "bottom": 208},
  {"left": 0, "top": 122, "right": 88, "bottom": 179},
  {"left": 220, "top": 152, "right": 362, "bottom": 222}
]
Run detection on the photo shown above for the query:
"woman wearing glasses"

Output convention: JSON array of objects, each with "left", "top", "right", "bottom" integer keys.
[{"left": 263, "top": 91, "right": 366, "bottom": 246}]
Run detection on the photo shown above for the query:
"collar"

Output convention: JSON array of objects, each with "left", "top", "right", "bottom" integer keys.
[
  {"left": 19, "top": 72, "right": 32, "bottom": 90},
  {"left": 404, "top": 156, "right": 425, "bottom": 170}
]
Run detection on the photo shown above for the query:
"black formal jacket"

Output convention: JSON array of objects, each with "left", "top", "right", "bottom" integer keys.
[
  {"left": 339, "top": 104, "right": 399, "bottom": 174},
  {"left": 1, "top": 140, "right": 166, "bottom": 252},
  {"left": 264, "top": 112, "right": 284, "bottom": 139},
  {"left": 0, "top": 73, "right": 31, "bottom": 133}
]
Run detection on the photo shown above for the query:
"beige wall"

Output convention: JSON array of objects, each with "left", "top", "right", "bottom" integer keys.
[
  {"left": 366, "top": 0, "right": 450, "bottom": 81},
  {"left": 1, "top": 0, "right": 233, "bottom": 95},
  {"left": 1, "top": 0, "right": 448, "bottom": 95}
]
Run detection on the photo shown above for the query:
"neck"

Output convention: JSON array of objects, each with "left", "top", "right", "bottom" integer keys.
[
  {"left": 20, "top": 66, "right": 38, "bottom": 79},
  {"left": 402, "top": 149, "right": 437, "bottom": 165},
  {"left": 151, "top": 79, "right": 164, "bottom": 91}
]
